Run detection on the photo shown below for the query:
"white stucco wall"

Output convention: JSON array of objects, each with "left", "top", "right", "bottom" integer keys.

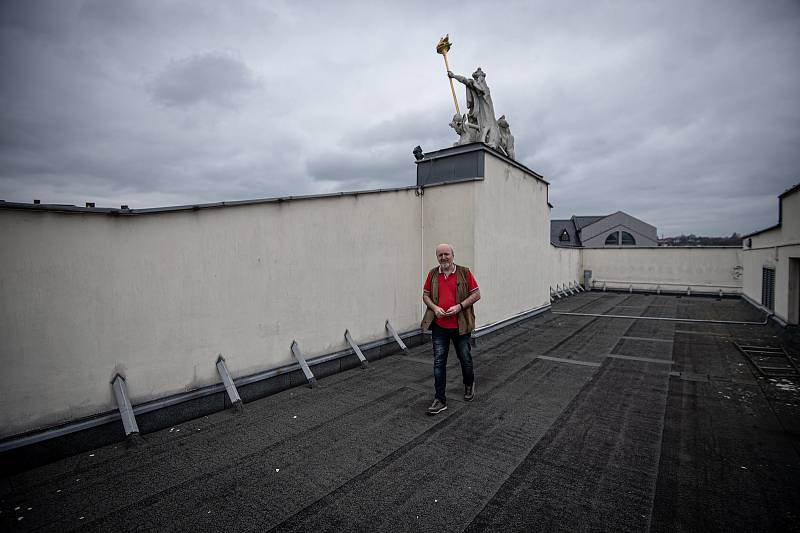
[
  {"left": 548, "top": 246, "right": 583, "bottom": 290},
  {"left": 1, "top": 169, "right": 564, "bottom": 439},
  {"left": 781, "top": 190, "right": 800, "bottom": 243},
  {"left": 742, "top": 232, "right": 779, "bottom": 307},
  {"left": 745, "top": 244, "right": 800, "bottom": 325},
  {"left": 420, "top": 180, "right": 477, "bottom": 288},
  {"left": 742, "top": 188, "right": 800, "bottom": 324},
  {"left": 0, "top": 190, "right": 424, "bottom": 438},
  {"left": 581, "top": 247, "right": 743, "bottom": 292},
  {"left": 473, "top": 154, "right": 552, "bottom": 326}
]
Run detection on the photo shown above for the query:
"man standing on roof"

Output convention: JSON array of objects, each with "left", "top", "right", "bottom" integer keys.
[{"left": 421, "top": 243, "right": 481, "bottom": 415}]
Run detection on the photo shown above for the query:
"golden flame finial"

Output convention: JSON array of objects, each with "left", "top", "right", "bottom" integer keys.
[{"left": 436, "top": 34, "right": 452, "bottom": 55}]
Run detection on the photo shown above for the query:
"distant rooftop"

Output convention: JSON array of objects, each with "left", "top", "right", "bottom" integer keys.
[
  {"left": 2, "top": 293, "right": 797, "bottom": 531},
  {"left": 572, "top": 215, "right": 605, "bottom": 230},
  {"left": 550, "top": 212, "right": 659, "bottom": 247}
]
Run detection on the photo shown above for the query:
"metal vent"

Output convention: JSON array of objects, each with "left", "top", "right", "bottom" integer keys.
[{"left": 761, "top": 267, "right": 775, "bottom": 310}]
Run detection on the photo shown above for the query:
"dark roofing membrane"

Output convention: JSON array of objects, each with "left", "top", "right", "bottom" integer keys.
[{"left": 2, "top": 293, "right": 798, "bottom": 531}]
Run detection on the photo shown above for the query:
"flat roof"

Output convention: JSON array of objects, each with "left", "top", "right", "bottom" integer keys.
[{"left": 1, "top": 293, "right": 798, "bottom": 531}]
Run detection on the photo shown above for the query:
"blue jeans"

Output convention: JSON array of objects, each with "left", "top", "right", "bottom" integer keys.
[{"left": 432, "top": 324, "right": 474, "bottom": 403}]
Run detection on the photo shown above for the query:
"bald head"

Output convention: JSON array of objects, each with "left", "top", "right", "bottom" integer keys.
[
  {"left": 435, "top": 243, "right": 455, "bottom": 272},
  {"left": 435, "top": 243, "right": 454, "bottom": 256}
]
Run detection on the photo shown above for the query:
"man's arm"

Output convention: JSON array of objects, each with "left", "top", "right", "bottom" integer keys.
[
  {"left": 423, "top": 292, "right": 448, "bottom": 318},
  {"left": 444, "top": 289, "right": 481, "bottom": 316},
  {"left": 462, "top": 289, "right": 481, "bottom": 308}
]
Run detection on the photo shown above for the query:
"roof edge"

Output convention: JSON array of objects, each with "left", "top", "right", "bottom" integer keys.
[
  {"left": 779, "top": 182, "right": 800, "bottom": 199},
  {"left": 741, "top": 223, "right": 781, "bottom": 239},
  {"left": 742, "top": 183, "right": 799, "bottom": 238},
  {"left": 0, "top": 180, "right": 488, "bottom": 216}
]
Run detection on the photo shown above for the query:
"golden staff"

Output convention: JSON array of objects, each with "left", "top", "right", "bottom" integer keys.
[{"left": 436, "top": 34, "right": 460, "bottom": 115}]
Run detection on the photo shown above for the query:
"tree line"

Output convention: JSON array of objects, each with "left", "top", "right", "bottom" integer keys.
[{"left": 658, "top": 233, "right": 742, "bottom": 246}]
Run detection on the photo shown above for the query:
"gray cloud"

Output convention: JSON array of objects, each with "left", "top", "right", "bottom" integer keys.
[
  {"left": 149, "top": 52, "right": 260, "bottom": 108},
  {"left": 306, "top": 148, "right": 411, "bottom": 189},
  {"left": 0, "top": 0, "right": 81, "bottom": 39},
  {"left": 0, "top": 0, "right": 798, "bottom": 235}
]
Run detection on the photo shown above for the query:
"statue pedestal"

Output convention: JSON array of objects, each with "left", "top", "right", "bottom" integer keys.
[{"left": 415, "top": 142, "right": 541, "bottom": 187}]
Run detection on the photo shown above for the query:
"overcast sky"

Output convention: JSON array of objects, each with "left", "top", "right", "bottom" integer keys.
[{"left": 1, "top": 1, "right": 798, "bottom": 236}]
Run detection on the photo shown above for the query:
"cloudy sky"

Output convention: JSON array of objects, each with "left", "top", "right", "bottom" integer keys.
[{"left": 1, "top": 1, "right": 798, "bottom": 236}]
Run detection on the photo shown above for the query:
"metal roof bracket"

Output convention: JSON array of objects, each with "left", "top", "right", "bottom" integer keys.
[
  {"left": 344, "top": 329, "right": 369, "bottom": 369},
  {"left": 216, "top": 355, "right": 243, "bottom": 412},
  {"left": 290, "top": 341, "right": 317, "bottom": 388},
  {"left": 111, "top": 374, "right": 140, "bottom": 438},
  {"left": 385, "top": 320, "right": 408, "bottom": 353}
]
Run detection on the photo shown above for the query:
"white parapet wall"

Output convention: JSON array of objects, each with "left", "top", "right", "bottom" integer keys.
[
  {"left": 1, "top": 148, "right": 570, "bottom": 440},
  {"left": 581, "top": 247, "right": 744, "bottom": 293},
  {"left": 474, "top": 154, "right": 555, "bottom": 325},
  {"left": 0, "top": 190, "right": 426, "bottom": 439},
  {"left": 547, "top": 246, "right": 583, "bottom": 293},
  {"left": 741, "top": 185, "right": 800, "bottom": 325},
  {"left": 421, "top": 179, "right": 478, "bottom": 292}
]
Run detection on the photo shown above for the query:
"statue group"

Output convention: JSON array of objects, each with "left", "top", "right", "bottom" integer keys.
[{"left": 447, "top": 67, "right": 515, "bottom": 160}]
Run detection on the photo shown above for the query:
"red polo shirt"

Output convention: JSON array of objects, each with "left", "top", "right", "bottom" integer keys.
[{"left": 423, "top": 266, "right": 479, "bottom": 329}]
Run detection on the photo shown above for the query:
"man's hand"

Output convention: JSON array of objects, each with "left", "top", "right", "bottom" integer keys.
[
  {"left": 445, "top": 304, "right": 461, "bottom": 316},
  {"left": 447, "top": 70, "right": 454, "bottom": 78},
  {"left": 433, "top": 305, "right": 448, "bottom": 318}
]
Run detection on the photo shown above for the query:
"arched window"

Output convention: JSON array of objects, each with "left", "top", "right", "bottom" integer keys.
[
  {"left": 559, "top": 229, "right": 570, "bottom": 242},
  {"left": 621, "top": 231, "right": 636, "bottom": 245},
  {"left": 605, "top": 232, "right": 619, "bottom": 245}
]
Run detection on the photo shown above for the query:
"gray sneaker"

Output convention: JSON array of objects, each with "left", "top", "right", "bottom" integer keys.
[
  {"left": 426, "top": 398, "right": 447, "bottom": 415},
  {"left": 464, "top": 383, "right": 475, "bottom": 402}
]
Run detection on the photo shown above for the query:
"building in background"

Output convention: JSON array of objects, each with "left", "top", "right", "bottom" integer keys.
[{"left": 550, "top": 211, "right": 658, "bottom": 248}]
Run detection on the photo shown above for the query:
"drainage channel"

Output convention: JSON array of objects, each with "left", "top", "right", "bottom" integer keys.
[{"left": 551, "top": 311, "right": 770, "bottom": 326}]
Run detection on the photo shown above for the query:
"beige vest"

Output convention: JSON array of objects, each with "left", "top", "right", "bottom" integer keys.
[{"left": 421, "top": 264, "right": 476, "bottom": 335}]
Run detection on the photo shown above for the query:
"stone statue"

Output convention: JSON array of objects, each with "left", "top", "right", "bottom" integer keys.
[
  {"left": 448, "top": 67, "right": 501, "bottom": 150},
  {"left": 497, "top": 115, "right": 515, "bottom": 159},
  {"left": 449, "top": 113, "right": 478, "bottom": 146}
]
